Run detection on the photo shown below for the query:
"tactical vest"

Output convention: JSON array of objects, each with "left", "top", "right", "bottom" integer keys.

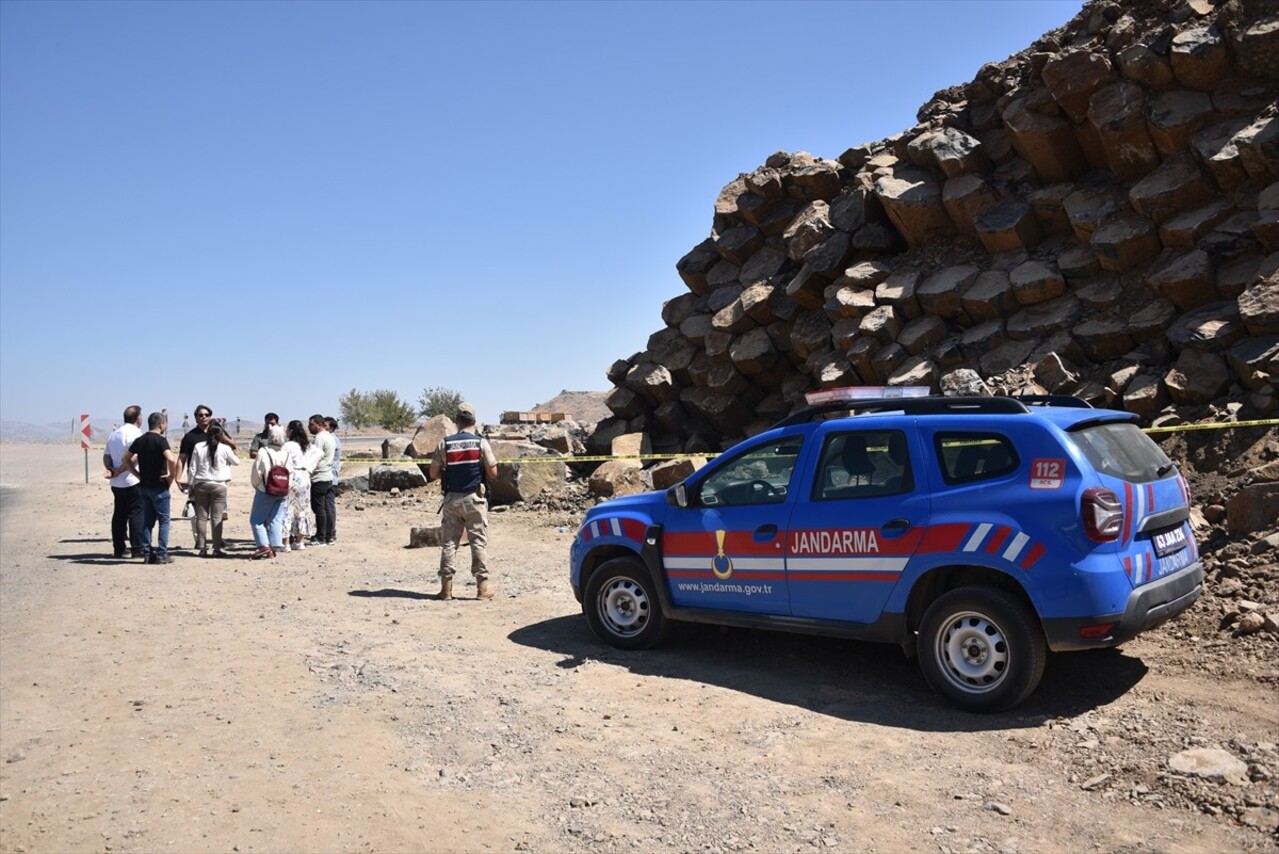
[{"left": 442, "top": 432, "right": 485, "bottom": 494}]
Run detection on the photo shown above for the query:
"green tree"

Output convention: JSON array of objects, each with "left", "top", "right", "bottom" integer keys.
[
  {"left": 418, "top": 386, "right": 465, "bottom": 418},
  {"left": 338, "top": 388, "right": 375, "bottom": 429},
  {"left": 370, "top": 389, "right": 417, "bottom": 432}
]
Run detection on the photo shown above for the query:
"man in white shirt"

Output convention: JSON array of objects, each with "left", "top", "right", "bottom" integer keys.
[
  {"left": 103, "top": 405, "right": 144, "bottom": 559},
  {"left": 307, "top": 414, "right": 336, "bottom": 545}
]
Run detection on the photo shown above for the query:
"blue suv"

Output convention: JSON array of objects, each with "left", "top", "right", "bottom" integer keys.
[{"left": 569, "top": 389, "right": 1204, "bottom": 711}]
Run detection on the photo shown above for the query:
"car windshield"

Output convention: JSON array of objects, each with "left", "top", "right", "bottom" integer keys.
[{"left": 1068, "top": 422, "right": 1174, "bottom": 484}]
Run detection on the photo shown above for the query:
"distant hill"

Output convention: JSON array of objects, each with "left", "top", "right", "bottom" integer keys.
[
  {"left": 0, "top": 416, "right": 263, "bottom": 445},
  {"left": 0, "top": 420, "right": 83, "bottom": 443},
  {"left": 529, "top": 390, "right": 609, "bottom": 425}
]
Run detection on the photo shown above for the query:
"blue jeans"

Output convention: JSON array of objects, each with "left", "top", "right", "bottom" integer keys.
[
  {"left": 138, "top": 486, "right": 172, "bottom": 559},
  {"left": 250, "top": 490, "right": 287, "bottom": 548}
]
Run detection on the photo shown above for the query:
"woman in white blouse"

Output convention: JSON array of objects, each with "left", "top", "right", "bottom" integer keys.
[{"left": 185, "top": 422, "right": 239, "bottom": 557}]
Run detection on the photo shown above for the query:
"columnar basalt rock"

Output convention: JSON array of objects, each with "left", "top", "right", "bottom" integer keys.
[{"left": 602, "top": 0, "right": 1279, "bottom": 452}]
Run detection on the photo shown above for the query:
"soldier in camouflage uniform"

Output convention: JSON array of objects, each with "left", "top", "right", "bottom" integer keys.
[{"left": 429, "top": 402, "right": 498, "bottom": 600}]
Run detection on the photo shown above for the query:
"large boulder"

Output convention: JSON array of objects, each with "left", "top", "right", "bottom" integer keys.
[
  {"left": 369, "top": 465, "right": 429, "bottom": 492},
  {"left": 1003, "top": 94, "right": 1088, "bottom": 182},
  {"left": 874, "top": 167, "right": 953, "bottom": 246},
  {"left": 1170, "top": 25, "right": 1232, "bottom": 91},
  {"left": 651, "top": 457, "right": 707, "bottom": 490},
  {"left": 405, "top": 414, "right": 456, "bottom": 458},
  {"left": 1088, "top": 81, "right": 1160, "bottom": 180},
  {"left": 1165, "top": 350, "right": 1232, "bottom": 404},
  {"left": 488, "top": 440, "right": 567, "bottom": 505},
  {"left": 1238, "top": 271, "right": 1279, "bottom": 335},
  {"left": 1226, "top": 484, "right": 1279, "bottom": 535},
  {"left": 588, "top": 461, "right": 647, "bottom": 499},
  {"left": 1128, "top": 153, "right": 1217, "bottom": 224},
  {"left": 1042, "top": 49, "right": 1113, "bottom": 121}
]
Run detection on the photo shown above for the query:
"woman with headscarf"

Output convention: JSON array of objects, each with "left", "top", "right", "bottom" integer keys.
[
  {"left": 184, "top": 422, "right": 239, "bottom": 557},
  {"left": 281, "top": 419, "right": 316, "bottom": 552},
  {"left": 248, "top": 425, "right": 292, "bottom": 559}
]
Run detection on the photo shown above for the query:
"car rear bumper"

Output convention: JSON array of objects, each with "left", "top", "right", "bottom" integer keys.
[{"left": 1042, "top": 561, "right": 1204, "bottom": 651}]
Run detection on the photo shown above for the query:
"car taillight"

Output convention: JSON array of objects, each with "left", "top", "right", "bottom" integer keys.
[{"left": 1082, "top": 487, "right": 1123, "bottom": 542}]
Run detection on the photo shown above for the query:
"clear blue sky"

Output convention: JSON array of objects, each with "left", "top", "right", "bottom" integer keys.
[{"left": 0, "top": 0, "right": 1081, "bottom": 429}]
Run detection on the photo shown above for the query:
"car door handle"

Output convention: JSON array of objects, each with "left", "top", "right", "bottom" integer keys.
[
  {"left": 882, "top": 518, "right": 912, "bottom": 535},
  {"left": 753, "top": 524, "right": 779, "bottom": 541}
]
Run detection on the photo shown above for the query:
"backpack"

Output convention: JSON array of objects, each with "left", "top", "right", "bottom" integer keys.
[{"left": 264, "top": 450, "right": 290, "bottom": 498}]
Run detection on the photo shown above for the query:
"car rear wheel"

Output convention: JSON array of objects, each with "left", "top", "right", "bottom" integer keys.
[
  {"left": 918, "top": 586, "right": 1045, "bottom": 712},
  {"left": 583, "top": 556, "right": 667, "bottom": 650}
]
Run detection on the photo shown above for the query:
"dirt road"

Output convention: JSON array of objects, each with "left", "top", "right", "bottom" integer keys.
[{"left": 1, "top": 442, "right": 1275, "bottom": 852}]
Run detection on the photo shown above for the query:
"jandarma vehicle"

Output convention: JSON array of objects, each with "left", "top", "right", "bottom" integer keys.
[{"left": 569, "top": 387, "right": 1204, "bottom": 712}]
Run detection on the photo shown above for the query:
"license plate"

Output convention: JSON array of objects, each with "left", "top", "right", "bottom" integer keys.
[
  {"left": 1158, "top": 546, "right": 1194, "bottom": 576},
  {"left": 1152, "top": 525, "right": 1187, "bottom": 558}
]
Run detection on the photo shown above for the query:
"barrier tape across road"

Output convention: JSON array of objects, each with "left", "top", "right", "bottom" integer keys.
[
  {"left": 1141, "top": 417, "right": 1278, "bottom": 435},
  {"left": 81, "top": 418, "right": 1278, "bottom": 465},
  {"left": 349, "top": 417, "right": 1279, "bottom": 465}
]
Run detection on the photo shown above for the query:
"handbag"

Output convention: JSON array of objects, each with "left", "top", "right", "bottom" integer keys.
[{"left": 182, "top": 499, "right": 195, "bottom": 519}]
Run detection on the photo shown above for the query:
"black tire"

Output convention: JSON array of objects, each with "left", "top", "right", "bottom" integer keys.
[
  {"left": 582, "top": 556, "right": 668, "bottom": 650},
  {"left": 918, "top": 586, "right": 1046, "bottom": 712}
]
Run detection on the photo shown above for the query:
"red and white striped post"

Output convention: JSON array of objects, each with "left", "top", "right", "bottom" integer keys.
[{"left": 80, "top": 414, "right": 91, "bottom": 483}]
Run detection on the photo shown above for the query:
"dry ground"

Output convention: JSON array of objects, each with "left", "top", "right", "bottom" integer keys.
[{"left": 1, "top": 440, "right": 1276, "bottom": 853}]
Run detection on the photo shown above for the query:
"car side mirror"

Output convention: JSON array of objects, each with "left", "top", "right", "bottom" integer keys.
[{"left": 666, "top": 483, "right": 687, "bottom": 508}]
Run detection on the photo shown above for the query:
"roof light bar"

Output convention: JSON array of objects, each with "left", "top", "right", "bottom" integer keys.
[{"left": 804, "top": 386, "right": 931, "bottom": 407}]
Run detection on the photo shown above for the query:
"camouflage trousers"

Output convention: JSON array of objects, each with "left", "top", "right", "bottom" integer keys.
[{"left": 439, "top": 491, "right": 489, "bottom": 580}]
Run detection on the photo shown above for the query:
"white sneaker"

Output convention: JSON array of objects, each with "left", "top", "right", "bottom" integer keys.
[
  {"left": 283, "top": 543, "right": 292, "bottom": 552},
  {"left": 296, "top": 541, "right": 306, "bottom": 551}
]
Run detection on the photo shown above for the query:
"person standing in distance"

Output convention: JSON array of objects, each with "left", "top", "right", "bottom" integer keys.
[
  {"left": 429, "top": 402, "right": 498, "bottom": 600},
  {"left": 125, "top": 411, "right": 179, "bottom": 564},
  {"left": 281, "top": 419, "right": 315, "bottom": 551},
  {"left": 103, "top": 404, "right": 144, "bottom": 559},
  {"left": 249, "top": 412, "right": 279, "bottom": 460},
  {"left": 307, "top": 414, "right": 336, "bottom": 546},
  {"left": 248, "top": 425, "right": 292, "bottom": 559},
  {"left": 178, "top": 405, "right": 237, "bottom": 540},
  {"left": 324, "top": 416, "right": 342, "bottom": 542},
  {"left": 183, "top": 422, "right": 239, "bottom": 557}
]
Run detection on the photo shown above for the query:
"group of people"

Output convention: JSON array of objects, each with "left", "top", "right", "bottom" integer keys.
[
  {"left": 102, "top": 405, "right": 342, "bottom": 563},
  {"left": 103, "top": 399, "right": 499, "bottom": 601}
]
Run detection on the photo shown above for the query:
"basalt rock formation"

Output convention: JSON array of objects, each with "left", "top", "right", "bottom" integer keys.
[{"left": 594, "top": 0, "right": 1278, "bottom": 455}]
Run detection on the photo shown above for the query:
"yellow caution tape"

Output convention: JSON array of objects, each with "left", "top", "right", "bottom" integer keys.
[
  {"left": 81, "top": 419, "right": 1277, "bottom": 460},
  {"left": 357, "top": 452, "right": 721, "bottom": 466},
  {"left": 1143, "top": 418, "right": 1279, "bottom": 435}
]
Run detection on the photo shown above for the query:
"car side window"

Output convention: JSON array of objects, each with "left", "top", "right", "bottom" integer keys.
[
  {"left": 935, "top": 433, "right": 1019, "bottom": 485},
  {"left": 699, "top": 436, "right": 803, "bottom": 507},
  {"left": 813, "top": 429, "right": 913, "bottom": 501}
]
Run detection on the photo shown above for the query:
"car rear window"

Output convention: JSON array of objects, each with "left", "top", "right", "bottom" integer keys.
[
  {"left": 935, "top": 433, "right": 1019, "bottom": 485},
  {"left": 1069, "top": 422, "right": 1174, "bottom": 483}
]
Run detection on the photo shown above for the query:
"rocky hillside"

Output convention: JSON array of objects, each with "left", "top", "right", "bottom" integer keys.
[{"left": 593, "top": 0, "right": 1276, "bottom": 458}]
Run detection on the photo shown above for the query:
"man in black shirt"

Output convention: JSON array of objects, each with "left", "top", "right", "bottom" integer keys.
[
  {"left": 177, "top": 404, "right": 238, "bottom": 537},
  {"left": 126, "top": 412, "right": 179, "bottom": 564}
]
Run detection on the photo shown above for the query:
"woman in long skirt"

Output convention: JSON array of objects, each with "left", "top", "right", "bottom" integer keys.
[{"left": 281, "top": 419, "right": 315, "bottom": 550}]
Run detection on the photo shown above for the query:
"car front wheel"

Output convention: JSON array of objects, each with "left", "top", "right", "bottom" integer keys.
[
  {"left": 583, "top": 556, "right": 667, "bottom": 650},
  {"left": 918, "top": 586, "right": 1046, "bottom": 712}
]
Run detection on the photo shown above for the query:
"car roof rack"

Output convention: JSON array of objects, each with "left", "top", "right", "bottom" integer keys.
[{"left": 773, "top": 395, "right": 1031, "bottom": 428}]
